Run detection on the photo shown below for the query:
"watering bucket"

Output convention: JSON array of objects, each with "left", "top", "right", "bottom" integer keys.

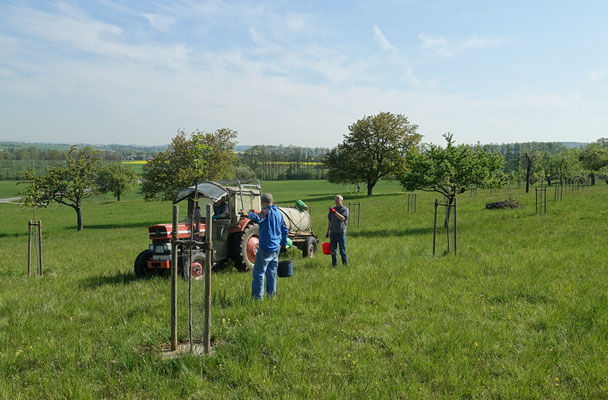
[
  {"left": 278, "top": 260, "right": 293, "bottom": 278},
  {"left": 322, "top": 242, "right": 331, "bottom": 255}
]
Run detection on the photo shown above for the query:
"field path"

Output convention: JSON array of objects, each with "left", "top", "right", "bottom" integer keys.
[{"left": 0, "top": 196, "right": 22, "bottom": 203}]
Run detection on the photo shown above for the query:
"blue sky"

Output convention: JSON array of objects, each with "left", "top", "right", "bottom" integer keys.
[{"left": 1, "top": 1, "right": 607, "bottom": 147}]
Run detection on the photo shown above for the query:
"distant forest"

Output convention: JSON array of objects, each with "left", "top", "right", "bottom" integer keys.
[{"left": 0, "top": 140, "right": 592, "bottom": 181}]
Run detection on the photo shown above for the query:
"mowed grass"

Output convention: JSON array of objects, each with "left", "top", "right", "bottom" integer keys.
[
  {"left": 1, "top": 180, "right": 607, "bottom": 398},
  {"left": 0, "top": 180, "right": 21, "bottom": 198}
]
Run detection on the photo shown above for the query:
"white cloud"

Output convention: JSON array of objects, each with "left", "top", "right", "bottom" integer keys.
[
  {"left": 143, "top": 13, "right": 175, "bottom": 31},
  {"left": 373, "top": 25, "right": 396, "bottom": 52},
  {"left": 418, "top": 33, "right": 502, "bottom": 57},
  {"left": 586, "top": 70, "right": 607, "bottom": 84}
]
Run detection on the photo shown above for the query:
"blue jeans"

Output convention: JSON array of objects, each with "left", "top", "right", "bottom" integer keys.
[
  {"left": 330, "top": 232, "right": 347, "bottom": 266},
  {"left": 251, "top": 247, "right": 279, "bottom": 299}
]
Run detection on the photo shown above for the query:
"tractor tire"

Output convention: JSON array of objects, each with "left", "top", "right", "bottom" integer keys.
[
  {"left": 182, "top": 252, "right": 205, "bottom": 281},
  {"left": 301, "top": 236, "right": 318, "bottom": 258},
  {"left": 231, "top": 224, "right": 259, "bottom": 272},
  {"left": 134, "top": 250, "right": 154, "bottom": 279},
  {"left": 214, "top": 259, "right": 229, "bottom": 272}
]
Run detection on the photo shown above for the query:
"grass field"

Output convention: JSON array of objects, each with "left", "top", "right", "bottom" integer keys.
[
  {"left": 0, "top": 180, "right": 21, "bottom": 198},
  {"left": 1, "top": 180, "right": 607, "bottom": 398}
]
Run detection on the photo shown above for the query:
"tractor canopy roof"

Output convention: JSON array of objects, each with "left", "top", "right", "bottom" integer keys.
[{"left": 173, "top": 180, "right": 261, "bottom": 204}]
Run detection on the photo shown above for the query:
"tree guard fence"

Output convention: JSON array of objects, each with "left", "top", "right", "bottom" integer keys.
[
  {"left": 536, "top": 187, "right": 547, "bottom": 214},
  {"left": 433, "top": 198, "right": 457, "bottom": 256},
  {"left": 407, "top": 193, "right": 417, "bottom": 213},
  {"left": 169, "top": 203, "right": 213, "bottom": 355},
  {"left": 348, "top": 202, "right": 360, "bottom": 227},
  {"left": 27, "top": 220, "right": 43, "bottom": 277}
]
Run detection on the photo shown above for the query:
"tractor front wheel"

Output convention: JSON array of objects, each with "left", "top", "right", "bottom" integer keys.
[
  {"left": 231, "top": 224, "right": 259, "bottom": 272},
  {"left": 182, "top": 252, "right": 205, "bottom": 281},
  {"left": 134, "top": 250, "right": 154, "bottom": 279}
]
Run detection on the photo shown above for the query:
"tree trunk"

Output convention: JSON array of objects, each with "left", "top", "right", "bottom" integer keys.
[
  {"left": 591, "top": 174, "right": 596, "bottom": 185},
  {"left": 76, "top": 205, "right": 84, "bottom": 231},
  {"left": 117, "top": 192, "right": 121, "bottom": 202},
  {"left": 367, "top": 182, "right": 376, "bottom": 196},
  {"left": 525, "top": 161, "right": 531, "bottom": 193},
  {"left": 547, "top": 177, "right": 552, "bottom": 186},
  {"left": 444, "top": 196, "right": 454, "bottom": 229}
]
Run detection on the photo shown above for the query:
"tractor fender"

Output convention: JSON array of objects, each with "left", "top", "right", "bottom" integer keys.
[{"left": 230, "top": 218, "right": 253, "bottom": 234}]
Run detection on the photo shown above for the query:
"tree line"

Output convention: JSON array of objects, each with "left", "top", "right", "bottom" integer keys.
[
  {"left": 0, "top": 146, "right": 122, "bottom": 180},
  {"left": 18, "top": 113, "right": 608, "bottom": 231},
  {"left": 238, "top": 145, "right": 330, "bottom": 180}
]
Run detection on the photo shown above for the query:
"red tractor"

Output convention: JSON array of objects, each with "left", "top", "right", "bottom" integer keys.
[{"left": 134, "top": 180, "right": 318, "bottom": 279}]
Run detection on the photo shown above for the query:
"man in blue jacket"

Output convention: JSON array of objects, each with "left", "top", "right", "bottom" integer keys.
[{"left": 242, "top": 193, "right": 289, "bottom": 299}]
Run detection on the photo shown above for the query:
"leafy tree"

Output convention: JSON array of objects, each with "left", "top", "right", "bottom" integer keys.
[
  {"left": 141, "top": 129, "right": 238, "bottom": 201},
  {"left": 400, "top": 133, "right": 504, "bottom": 226},
  {"left": 325, "top": 112, "right": 422, "bottom": 196},
  {"left": 324, "top": 145, "right": 363, "bottom": 191},
  {"left": 579, "top": 139, "right": 608, "bottom": 185},
  {"left": 19, "top": 146, "right": 100, "bottom": 231},
  {"left": 235, "top": 166, "right": 256, "bottom": 181},
  {"left": 96, "top": 162, "right": 138, "bottom": 201}
]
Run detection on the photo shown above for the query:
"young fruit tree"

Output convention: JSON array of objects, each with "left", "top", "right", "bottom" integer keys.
[
  {"left": 96, "top": 162, "right": 138, "bottom": 201},
  {"left": 325, "top": 112, "right": 422, "bottom": 196},
  {"left": 400, "top": 133, "right": 505, "bottom": 227},
  {"left": 140, "top": 129, "right": 238, "bottom": 201},
  {"left": 19, "top": 146, "right": 101, "bottom": 231}
]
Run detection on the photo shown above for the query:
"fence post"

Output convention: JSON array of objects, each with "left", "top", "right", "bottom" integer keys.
[
  {"left": 433, "top": 200, "right": 438, "bottom": 256},
  {"left": 204, "top": 204, "right": 213, "bottom": 354},
  {"left": 170, "top": 205, "right": 179, "bottom": 351},
  {"left": 27, "top": 221, "right": 32, "bottom": 277},
  {"left": 37, "top": 221, "right": 43, "bottom": 276},
  {"left": 454, "top": 198, "right": 457, "bottom": 255}
]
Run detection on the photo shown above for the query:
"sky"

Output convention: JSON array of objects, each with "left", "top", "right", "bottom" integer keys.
[{"left": 1, "top": 0, "right": 607, "bottom": 147}]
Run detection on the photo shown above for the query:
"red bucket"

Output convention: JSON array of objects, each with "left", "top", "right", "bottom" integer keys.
[{"left": 322, "top": 242, "right": 331, "bottom": 255}]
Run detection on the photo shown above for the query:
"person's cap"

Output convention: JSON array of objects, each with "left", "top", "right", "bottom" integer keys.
[{"left": 261, "top": 193, "right": 273, "bottom": 204}]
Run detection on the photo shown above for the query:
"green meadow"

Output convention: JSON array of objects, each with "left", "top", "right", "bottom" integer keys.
[{"left": 1, "top": 180, "right": 607, "bottom": 398}]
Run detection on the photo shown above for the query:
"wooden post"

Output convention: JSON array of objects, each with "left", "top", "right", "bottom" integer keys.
[
  {"left": 446, "top": 205, "right": 450, "bottom": 254},
  {"left": 27, "top": 221, "right": 32, "bottom": 277},
  {"left": 204, "top": 204, "right": 213, "bottom": 354},
  {"left": 170, "top": 205, "right": 179, "bottom": 351},
  {"left": 432, "top": 200, "right": 438, "bottom": 256},
  {"left": 37, "top": 221, "right": 43, "bottom": 276},
  {"left": 454, "top": 198, "right": 457, "bottom": 255}
]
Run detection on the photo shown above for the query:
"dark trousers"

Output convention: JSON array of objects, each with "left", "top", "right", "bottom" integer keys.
[{"left": 329, "top": 232, "right": 347, "bottom": 266}]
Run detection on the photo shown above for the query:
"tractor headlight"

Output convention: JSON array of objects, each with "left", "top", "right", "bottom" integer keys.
[
  {"left": 153, "top": 243, "right": 171, "bottom": 253},
  {"left": 149, "top": 244, "right": 154, "bottom": 252}
]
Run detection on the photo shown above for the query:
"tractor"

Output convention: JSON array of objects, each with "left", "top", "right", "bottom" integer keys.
[{"left": 134, "top": 180, "right": 318, "bottom": 279}]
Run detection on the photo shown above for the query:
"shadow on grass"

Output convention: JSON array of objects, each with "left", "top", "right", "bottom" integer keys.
[
  {"left": 79, "top": 271, "right": 143, "bottom": 288},
  {"left": 69, "top": 221, "right": 162, "bottom": 231},
  {"left": 279, "top": 192, "right": 405, "bottom": 205},
  {"left": 349, "top": 226, "right": 434, "bottom": 238},
  {"left": 0, "top": 232, "right": 28, "bottom": 238},
  {"left": 0, "top": 221, "right": 165, "bottom": 237}
]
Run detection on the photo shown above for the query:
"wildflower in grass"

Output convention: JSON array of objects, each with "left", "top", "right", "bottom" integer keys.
[
  {"left": 474, "top": 342, "right": 479, "bottom": 347},
  {"left": 16, "top": 349, "right": 23, "bottom": 356}
]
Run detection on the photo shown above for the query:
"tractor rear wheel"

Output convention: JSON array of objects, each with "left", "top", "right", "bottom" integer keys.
[
  {"left": 134, "top": 250, "right": 154, "bottom": 279},
  {"left": 182, "top": 252, "right": 205, "bottom": 281},
  {"left": 301, "top": 236, "right": 318, "bottom": 258},
  {"left": 231, "top": 224, "right": 259, "bottom": 272}
]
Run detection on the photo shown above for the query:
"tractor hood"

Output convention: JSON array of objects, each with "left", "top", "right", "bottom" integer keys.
[{"left": 173, "top": 182, "right": 228, "bottom": 204}]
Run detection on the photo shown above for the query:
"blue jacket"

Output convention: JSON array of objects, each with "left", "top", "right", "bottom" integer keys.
[{"left": 248, "top": 205, "right": 289, "bottom": 252}]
